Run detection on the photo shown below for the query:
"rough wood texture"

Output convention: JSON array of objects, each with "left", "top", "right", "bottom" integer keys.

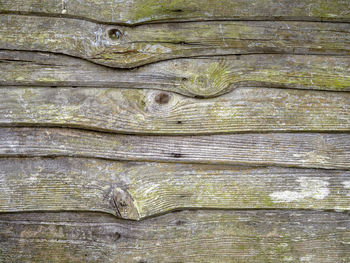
[
  {"left": 2, "top": 50, "right": 350, "bottom": 97},
  {"left": 1, "top": 0, "right": 350, "bottom": 24},
  {"left": 1, "top": 210, "right": 349, "bottom": 262},
  {"left": 1, "top": 87, "right": 350, "bottom": 134},
  {"left": 1, "top": 128, "right": 350, "bottom": 170},
  {"left": 2, "top": 15, "right": 350, "bottom": 67},
  {"left": 1, "top": 157, "right": 350, "bottom": 220}
]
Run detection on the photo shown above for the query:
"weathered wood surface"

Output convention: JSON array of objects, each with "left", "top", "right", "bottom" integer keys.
[
  {"left": 1, "top": 87, "right": 350, "bottom": 134},
  {"left": 1, "top": 157, "right": 350, "bottom": 220},
  {"left": 1, "top": 0, "right": 350, "bottom": 24},
  {"left": 1, "top": 210, "right": 349, "bottom": 262},
  {"left": 2, "top": 15, "right": 350, "bottom": 68},
  {"left": 2, "top": 50, "right": 350, "bottom": 97},
  {"left": 1, "top": 128, "right": 350, "bottom": 170}
]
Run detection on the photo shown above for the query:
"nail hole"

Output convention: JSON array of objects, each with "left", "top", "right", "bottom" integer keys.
[
  {"left": 155, "top": 92, "right": 170, "bottom": 104},
  {"left": 108, "top": 28, "right": 122, "bottom": 40},
  {"left": 177, "top": 120, "right": 182, "bottom": 124},
  {"left": 182, "top": 77, "right": 187, "bottom": 81},
  {"left": 173, "top": 9, "right": 183, "bottom": 12},
  {"left": 171, "top": 153, "right": 182, "bottom": 158}
]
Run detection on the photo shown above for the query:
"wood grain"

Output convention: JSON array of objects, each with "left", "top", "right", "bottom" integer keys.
[
  {"left": 2, "top": 50, "right": 350, "bottom": 97},
  {"left": 1, "top": 128, "right": 350, "bottom": 170},
  {"left": 1, "top": 157, "right": 350, "bottom": 220},
  {"left": 1, "top": 0, "right": 350, "bottom": 24},
  {"left": 1, "top": 87, "right": 349, "bottom": 134},
  {"left": 1, "top": 210, "right": 349, "bottom": 262},
  {"left": 2, "top": 15, "right": 350, "bottom": 67}
]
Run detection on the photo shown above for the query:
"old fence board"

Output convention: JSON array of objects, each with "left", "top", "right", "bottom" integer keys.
[
  {"left": 2, "top": 50, "right": 350, "bottom": 97},
  {"left": 1, "top": 87, "right": 350, "bottom": 134},
  {"left": 1, "top": 0, "right": 350, "bottom": 261},
  {"left": 1, "top": 210, "right": 349, "bottom": 262},
  {"left": 1, "top": 157, "right": 350, "bottom": 220},
  {"left": 2, "top": 15, "right": 350, "bottom": 67},
  {"left": 1, "top": 128, "right": 350, "bottom": 170},
  {"left": 1, "top": 0, "right": 350, "bottom": 24}
]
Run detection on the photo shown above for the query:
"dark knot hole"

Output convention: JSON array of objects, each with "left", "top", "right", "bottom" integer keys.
[
  {"left": 155, "top": 92, "right": 171, "bottom": 104},
  {"left": 108, "top": 28, "right": 122, "bottom": 40}
]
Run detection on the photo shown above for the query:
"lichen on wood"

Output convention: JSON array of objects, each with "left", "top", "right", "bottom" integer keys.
[
  {"left": 0, "top": 87, "right": 349, "bottom": 134},
  {"left": 3, "top": 50, "right": 350, "bottom": 98},
  {"left": 1, "top": 128, "right": 350, "bottom": 170},
  {"left": 1, "top": 210, "right": 349, "bottom": 262},
  {"left": 2, "top": 15, "right": 350, "bottom": 67},
  {"left": 1, "top": 0, "right": 350, "bottom": 24}
]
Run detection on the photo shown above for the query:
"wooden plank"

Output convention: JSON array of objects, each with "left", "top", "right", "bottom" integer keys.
[
  {"left": 1, "top": 0, "right": 350, "bottom": 24},
  {"left": 2, "top": 51, "right": 350, "bottom": 98},
  {"left": 2, "top": 15, "right": 350, "bottom": 68},
  {"left": 1, "top": 210, "right": 349, "bottom": 262},
  {"left": 1, "top": 157, "right": 350, "bottom": 220},
  {"left": 1, "top": 128, "right": 350, "bottom": 170},
  {"left": 1, "top": 87, "right": 349, "bottom": 134}
]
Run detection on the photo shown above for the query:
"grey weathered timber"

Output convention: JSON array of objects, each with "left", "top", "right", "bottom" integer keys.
[
  {"left": 2, "top": 50, "right": 350, "bottom": 97},
  {"left": 1, "top": 157, "right": 350, "bottom": 220},
  {"left": 1, "top": 0, "right": 350, "bottom": 24},
  {"left": 2, "top": 15, "right": 350, "bottom": 67},
  {"left": 1, "top": 87, "right": 349, "bottom": 134},
  {"left": 1, "top": 128, "right": 350, "bottom": 170},
  {"left": 1, "top": 210, "right": 349, "bottom": 262}
]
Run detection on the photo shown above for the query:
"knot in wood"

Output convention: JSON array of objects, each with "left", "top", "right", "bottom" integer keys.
[
  {"left": 111, "top": 187, "right": 140, "bottom": 220},
  {"left": 154, "top": 92, "right": 171, "bottom": 104},
  {"left": 108, "top": 28, "right": 122, "bottom": 40}
]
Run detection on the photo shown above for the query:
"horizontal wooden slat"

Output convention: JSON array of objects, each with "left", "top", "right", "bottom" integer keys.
[
  {"left": 2, "top": 15, "right": 350, "bottom": 68},
  {"left": 2, "top": 51, "right": 350, "bottom": 97},
  {"left": 0, "top": 87, "right": 349, "bottom": 134},
  {"left": 1, "top": 128, "right": 350, "bottom": 170},
  {"left": 1, "top": 210, "right": 349, "bottom": 262},
  {"left": 1, "top": 0, "right": 350, "bottom": 24},
  {"left": 1, "top": 157, "right": 350, "bottom": 220}
]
